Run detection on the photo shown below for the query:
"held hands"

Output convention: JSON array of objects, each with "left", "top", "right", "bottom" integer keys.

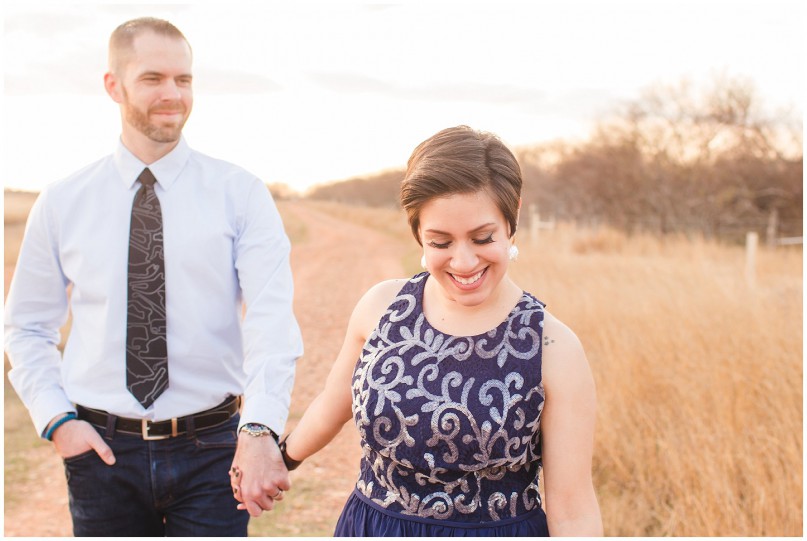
[
  {"left": 50, "top": 418, "right": 116, "bottom": 465},
  {"left": 230, "top": 432, "right": 291, "bottom": 517}
]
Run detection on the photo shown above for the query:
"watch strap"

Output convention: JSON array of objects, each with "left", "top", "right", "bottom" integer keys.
[{"left": 279, "top": 438, "right": 303, "bottom": 471}]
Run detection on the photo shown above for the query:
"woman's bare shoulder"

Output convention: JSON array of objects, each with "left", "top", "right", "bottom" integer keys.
[
  {"left": 542, "top": 310, "right": 583, "bottom": 350},
  {"left": 360, "top": 278, "right": 409, "bottom": 309},
  {"left": 350, "top": 278, "right": 411, "bottom": 337},
  {"left": 541, "top": 310, "right": 590, "bottom": 386}
]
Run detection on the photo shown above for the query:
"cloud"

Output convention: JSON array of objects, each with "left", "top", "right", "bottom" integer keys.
[
  {"left": 194, "top": 68, "right": 283, "bottom": 94},
  {"left": 4, "top": 55, "right": 106, "bottom": 95},
  {"left": 4, "top": 9, "right": 93, "bottom": 36},
  {"left": 307, "top": 71, "right": 546, "bottom": 104},
  {"left": 4, "top": 8, "right": 106, "bottom": 95}
]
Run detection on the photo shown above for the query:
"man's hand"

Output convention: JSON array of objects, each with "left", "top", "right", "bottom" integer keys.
[
  {"left": 51, "top": 418, "right": 116, "bottom": 465},
  {"left": 230, "top": 432, "right": 290, "bottom": 517}
]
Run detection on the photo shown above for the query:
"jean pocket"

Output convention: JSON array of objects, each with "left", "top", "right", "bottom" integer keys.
[
  {"left": 194, "top": 429, "right": 238, "bottom": 450},
  {"left": 63, "top": 448, "right": 99, "bottom": 465}
]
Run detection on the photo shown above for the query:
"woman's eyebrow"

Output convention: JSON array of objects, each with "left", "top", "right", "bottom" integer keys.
[{"left": 424, "top": 223, "right": 496, "bottom": 235}]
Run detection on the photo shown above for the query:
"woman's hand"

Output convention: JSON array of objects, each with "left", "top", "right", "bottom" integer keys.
[{"left": 230, "top": 433, "right": 289, "bottom": 517}]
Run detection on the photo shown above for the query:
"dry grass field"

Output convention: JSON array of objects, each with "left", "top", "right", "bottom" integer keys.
[
  {"left": 4, "top": 191, "right": 803, "bottom": 536},
  {"left": 509, "top": 225, "right": 803, "bottom": 536}
]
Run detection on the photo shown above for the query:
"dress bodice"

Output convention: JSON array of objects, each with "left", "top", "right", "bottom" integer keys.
[{"left": 350, "top": 272, "right": 546, "bottom": 523}]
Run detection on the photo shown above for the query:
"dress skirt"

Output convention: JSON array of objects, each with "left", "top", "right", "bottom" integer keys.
[{"left": 334, "top": 489, "right": 550, "bottom": 537}]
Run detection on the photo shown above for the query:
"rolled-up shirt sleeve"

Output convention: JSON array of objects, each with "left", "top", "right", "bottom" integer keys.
[
  {"left": 234, "top": 179, "right": 303, "bottom": 436},
  {"left": 5, "top": 189, "right": 75, "bottom": 436}
]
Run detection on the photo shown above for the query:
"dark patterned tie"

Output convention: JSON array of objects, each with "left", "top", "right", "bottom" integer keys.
[{"left": 126, "top": 168, "right": 168, "bottom": 408}]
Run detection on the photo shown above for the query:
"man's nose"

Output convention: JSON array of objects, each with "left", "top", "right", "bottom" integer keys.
[{"left": 159, "top": 80, "right": 182, "bottom": 100}]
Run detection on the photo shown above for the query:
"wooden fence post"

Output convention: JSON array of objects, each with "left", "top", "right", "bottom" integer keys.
[
  {"left": 529, "top": 204, "right": 540, "bottom": 242},
  {"left": 766, "top": 209, "right": 779, "bottom": 247},
  {"left": 745, "top": 231, "right": 758, "bottom": 288}
]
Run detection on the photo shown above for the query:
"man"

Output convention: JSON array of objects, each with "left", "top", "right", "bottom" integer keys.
[{"left": 4, "top": 17, "right": 302, "bottom": 536}]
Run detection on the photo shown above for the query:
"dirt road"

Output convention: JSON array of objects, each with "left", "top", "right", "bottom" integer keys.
[{"left": 3, "top": 199, "right": 408, "bottom": 536}]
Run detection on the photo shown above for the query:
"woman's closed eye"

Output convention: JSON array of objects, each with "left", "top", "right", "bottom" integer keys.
[
  {"left": 473, "top": 234, "right": 494, "bottom": 245},
  {"left": 427, "top": 240, "right": 451, "bottom": 249},
  {"left": 427, "top": 234, "right": 494, "bottom": 249}
]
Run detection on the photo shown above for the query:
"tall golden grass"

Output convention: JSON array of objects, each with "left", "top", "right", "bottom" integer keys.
[{"left": 510, "top": 224, "right": 803, "bottom": 536}]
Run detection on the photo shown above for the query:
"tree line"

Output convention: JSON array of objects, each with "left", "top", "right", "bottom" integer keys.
[{"left": 305, "top": 76, "right": 802, "bottom": 243}]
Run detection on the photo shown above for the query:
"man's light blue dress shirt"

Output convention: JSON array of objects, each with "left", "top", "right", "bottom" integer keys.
[{"left": 5, "top": 137, "right": 303, "bottom": 437}]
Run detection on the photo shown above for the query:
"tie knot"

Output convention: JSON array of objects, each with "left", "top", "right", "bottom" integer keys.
[{"left": 138, "top": 168, "right": 157, "bottom": 188}]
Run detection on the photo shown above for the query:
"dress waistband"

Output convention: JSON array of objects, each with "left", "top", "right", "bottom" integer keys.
[{"left": 349, "top": 487, "right": 545, "bottom": 528}]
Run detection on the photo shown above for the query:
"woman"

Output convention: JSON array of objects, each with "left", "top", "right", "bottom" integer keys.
[{"left": 276, "top": 126, "right": 601, "bottom": 535}]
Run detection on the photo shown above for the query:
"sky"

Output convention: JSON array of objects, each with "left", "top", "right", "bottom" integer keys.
[{"left": 2, "top": 0, "right": 804, "bottom": 193}]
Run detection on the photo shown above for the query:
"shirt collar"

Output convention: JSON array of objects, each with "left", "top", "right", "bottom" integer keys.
[{"left": 113, "top": 136, "right": 192, "bottom": 191}]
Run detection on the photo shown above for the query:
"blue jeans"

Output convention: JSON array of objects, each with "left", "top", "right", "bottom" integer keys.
[{"left": 63, "top": 413, "right": 248, "bottom": 536}]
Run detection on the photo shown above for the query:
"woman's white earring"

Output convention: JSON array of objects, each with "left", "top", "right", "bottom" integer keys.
[
  {"left": 420, "top": 254, "right": 427, "bottom": 269},
  {"left": 508, "top": 245, "right": 519, "bottom": 261}
]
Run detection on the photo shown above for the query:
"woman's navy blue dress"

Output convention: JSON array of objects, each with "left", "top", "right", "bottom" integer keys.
[{"left": 334, "top": 273, "right": 549, "bottom": 536}]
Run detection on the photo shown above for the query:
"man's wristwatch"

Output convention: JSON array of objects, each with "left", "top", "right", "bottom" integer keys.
[{"left": 239, "top": 423, "right": 279, "bottom": 442}]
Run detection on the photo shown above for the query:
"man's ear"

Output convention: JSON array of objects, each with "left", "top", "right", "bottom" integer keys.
[{"left": 104, "top": 72, "right": 124, "bottom": 104}]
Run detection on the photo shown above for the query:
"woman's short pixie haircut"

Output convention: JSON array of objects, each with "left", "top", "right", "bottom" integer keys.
[{"left": 400, "top": 125, "right": 522, "bottom": 246}]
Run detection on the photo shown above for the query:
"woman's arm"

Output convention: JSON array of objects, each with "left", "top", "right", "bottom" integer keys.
[
  {"left": 282, "top": 279, "right": 407, "bottom": 463},
  {"left": 540, "top": 311, "right": 603, "bottom": 536}
]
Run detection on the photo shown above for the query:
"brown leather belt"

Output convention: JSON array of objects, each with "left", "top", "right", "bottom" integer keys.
[{"left": 76, "top": 395, "right": 241, "bottom": 440}]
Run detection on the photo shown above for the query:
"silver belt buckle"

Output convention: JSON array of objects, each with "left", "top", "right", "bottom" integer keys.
[{"left": 141, "top": 418, "right": 177, "bottom": 440}]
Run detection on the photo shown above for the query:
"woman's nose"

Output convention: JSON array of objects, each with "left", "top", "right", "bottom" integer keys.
[{"left": 451, "top": 242, "right": 479, "bottom": 271}]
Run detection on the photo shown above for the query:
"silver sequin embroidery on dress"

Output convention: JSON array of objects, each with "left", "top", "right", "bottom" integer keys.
[{"left": 351, "top": 273, "right": 546, "bottom": 523}]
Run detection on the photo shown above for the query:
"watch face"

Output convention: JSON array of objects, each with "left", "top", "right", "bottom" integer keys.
[
  {"left": 242, "top": 423, "right": 268, "bottom": 435},
  {"left": 242, "top": 423, "right": 279, "bottom": 438}
]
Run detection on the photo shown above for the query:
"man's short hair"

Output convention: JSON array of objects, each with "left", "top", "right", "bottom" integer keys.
[{"left": 108, "top": 17, "right": 191, "bottom": 74}]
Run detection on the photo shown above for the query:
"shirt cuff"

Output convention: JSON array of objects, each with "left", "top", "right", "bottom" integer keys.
[
  {"left": 239, "top": 394, "right": 289, "bottom": 437},
  {"left": 31, "top": 392, "right": 76, "bottom": 438}
]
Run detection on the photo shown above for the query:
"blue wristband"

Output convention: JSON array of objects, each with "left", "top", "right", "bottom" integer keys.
[{"left": 44, "top": 412, "right": 77, "bottom": 441}]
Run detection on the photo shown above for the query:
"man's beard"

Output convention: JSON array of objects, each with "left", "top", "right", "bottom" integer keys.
[{"left": 122, "top": 90, "right": 189, "bottom": 143}]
